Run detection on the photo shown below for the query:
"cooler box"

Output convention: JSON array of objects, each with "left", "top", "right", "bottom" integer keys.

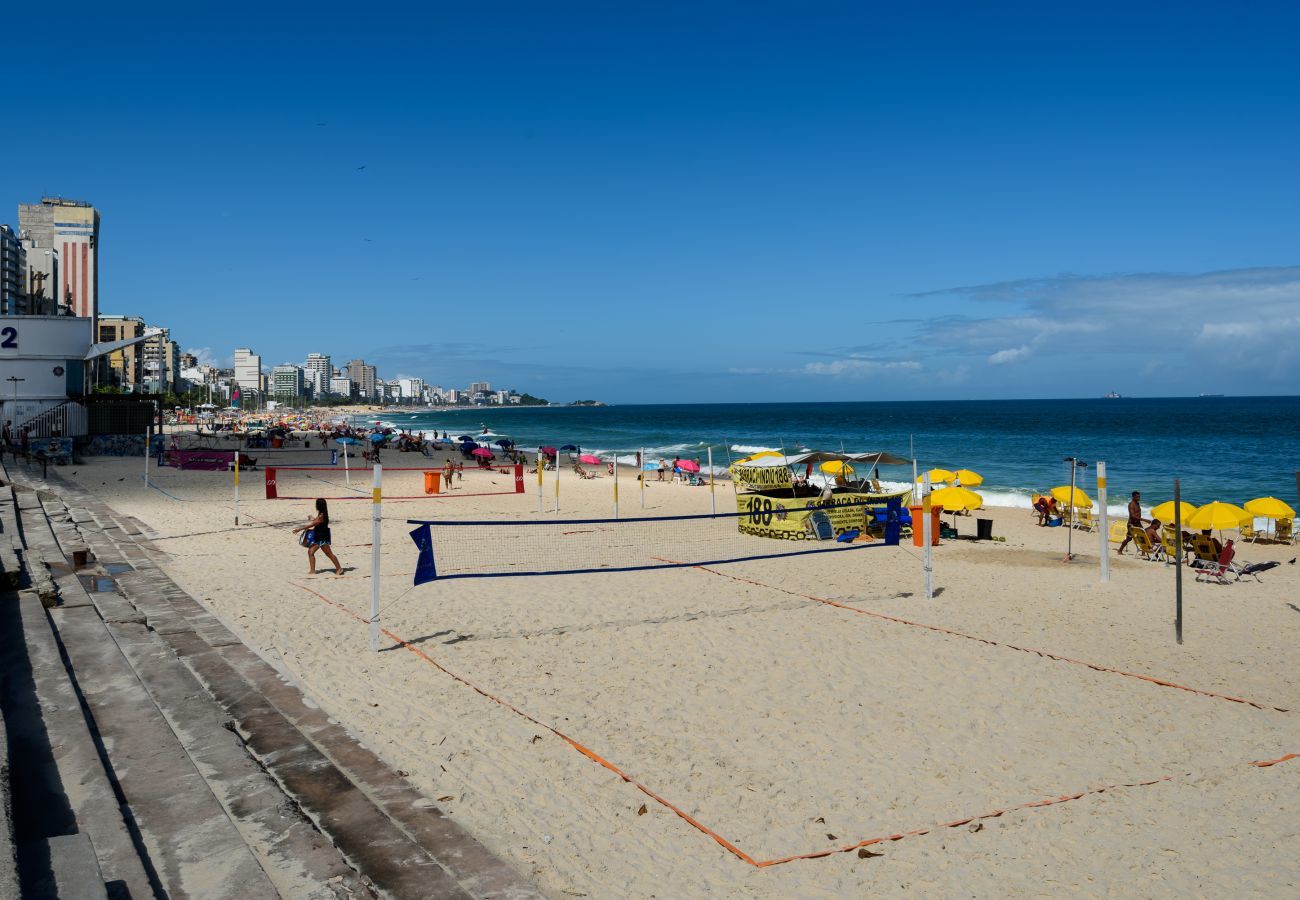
[{"left": 909, "top": 505, "right": 944, "bottom": 546}]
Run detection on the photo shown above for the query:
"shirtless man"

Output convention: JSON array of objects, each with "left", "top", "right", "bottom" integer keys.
[{"left": 1117, "top": 490, "right": 1143, "bottom": 554}]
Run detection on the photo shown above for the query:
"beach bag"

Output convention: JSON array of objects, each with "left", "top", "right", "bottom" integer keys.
[{"left": 299, "top": 529, "right": 315, "bottom": 547}]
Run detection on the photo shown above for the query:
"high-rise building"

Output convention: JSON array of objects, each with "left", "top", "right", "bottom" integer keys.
[
  {"left": 141, "top": 329, "right": 179, "bottom": 393},
  {"left": 233, "top": 348, "right": 262, "bottom": 392},
  {"left": 347, "top": 359, "right": 377, "bottom": 398},
  {"left": 272, "top": 364, "right": 306, "bottom": 399},
  {"left": 1, "top": 225, "right": 27, "bottom": 315},
  {"left": 304, "top": 352, "right": 331, "bottom": 394},
  {"left": 469, "top": 381, "right": 491, "bottom": 394},
  {"left": 329, "top": 376, "right": 353, "bottom": 397},
  {"left": 18, "top": 197, "right": 100, "bottom": 320}
]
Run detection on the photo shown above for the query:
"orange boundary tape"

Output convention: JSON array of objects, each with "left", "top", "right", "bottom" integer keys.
[
  {"left": 667, "top": 561, "right": 1293, "bottom": 714},
  {"left": 289, "top": 579, "right": 1295, "bottom": 868}
]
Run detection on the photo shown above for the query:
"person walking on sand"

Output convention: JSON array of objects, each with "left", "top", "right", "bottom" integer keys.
[
  {"left": 443, "top": 458, "right": 455, "bottom": 490},
  {"left": 292, "top": 498, "right": 344, "bottom": 575},
  {"left": 1117, "top": 490, "right": 1144, "bottom": 554}
]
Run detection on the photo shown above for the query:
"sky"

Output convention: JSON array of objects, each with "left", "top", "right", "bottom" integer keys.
[{"left": 3, "top": 1, "right": 1299, "bottom": 403}]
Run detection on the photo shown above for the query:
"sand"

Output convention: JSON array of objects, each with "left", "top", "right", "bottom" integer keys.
[{"left": 65, "top": 449, "right": 1297, "bottom": 898}]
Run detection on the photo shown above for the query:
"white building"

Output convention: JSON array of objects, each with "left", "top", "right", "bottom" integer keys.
[
  {"left": 233, "top": 347, "right": 262, "bottom": 392},
  {"left": 329, "top": 375, "right": 353, "bottom": 397}
]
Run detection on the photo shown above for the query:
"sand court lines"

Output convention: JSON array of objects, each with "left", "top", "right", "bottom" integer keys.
[{"left": 289, "top": 570, "right": 1296, "bottom": 867}]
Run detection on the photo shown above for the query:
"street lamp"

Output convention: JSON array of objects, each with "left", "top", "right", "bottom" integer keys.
[{"left": 1063, "top": 456, "right": 1089, "bottom": 561}]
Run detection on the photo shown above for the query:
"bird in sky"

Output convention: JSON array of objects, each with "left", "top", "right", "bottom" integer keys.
[{"left": 355, "top": 165, "right": 366, "bottom": 170}]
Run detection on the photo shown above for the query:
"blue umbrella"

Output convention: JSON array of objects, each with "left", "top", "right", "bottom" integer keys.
[
  {"left": 369, "top": 433, "right": 386, "bottom": 443},
  {"left": 560, "top": 444, "right": 579, "bottom": 452},
  {"left": 495, "top": 438, "right": 514, "bottom": 448},
  {"left": 457, "top": 435, "right": 474, "bottom": 441},
  {"left": 334, "top": 436, "right": 360, "bottom": 446}
]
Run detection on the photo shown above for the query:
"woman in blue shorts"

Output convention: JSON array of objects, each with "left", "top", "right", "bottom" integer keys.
[{"left": 292, "top": 498, "right": 344, "bottom": 575}]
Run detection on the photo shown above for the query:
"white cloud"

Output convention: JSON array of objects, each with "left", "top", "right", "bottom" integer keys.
[
  {"left": 913, "top": 265, "right": 1300, "bottom": 385},
  {"left": 988, "top": 346, "right": 1031, "bottom": 365},
  {"left": 729, "top": 357, "right": 922, "bottom": 379},
  {"left": 184, "top": 346, "right": 224, "bottom": 367}
]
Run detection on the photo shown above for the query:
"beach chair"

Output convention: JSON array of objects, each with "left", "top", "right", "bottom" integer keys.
[
  {"left": 1074, "top": 508, "right": 1096, "bottom": 531},
  {"left": 807, "top": 510, "right": 835, "bottom": 540},
  {"left": 1275, "top": 518, "right": 1294, "bottom": 544},
  {"left": 1159, "top": 526, "right": 1181, "bottom": 564},
  {"left": 1239, "top": 519, "right": 1261, "bottom": 543},
  {"left": 1189, "top": 534, "right": 1219, "bottom": 567},
  {"left": 1195, "top": 543, "right": 1239, "bottom": 584},
  {"left": 1129, "top": 526, "right": 1162, "bottom": 561},
  {"left": 1108, "top": 520, "right": 1128, "bottom": 545}
]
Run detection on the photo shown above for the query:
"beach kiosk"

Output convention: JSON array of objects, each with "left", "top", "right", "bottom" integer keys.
[{"left": 728, "top": 450, "right": 912, "bottom": 539}]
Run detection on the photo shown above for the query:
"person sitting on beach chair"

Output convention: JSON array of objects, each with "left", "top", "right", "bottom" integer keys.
[
  {"left": 1129, "top": 525, "right": 1162, "bottom": 561},
  {"left": 1144, "top": 518, "right": 1163, "bottom": 549},
  {"left": 1189, "top": 531, "right": 1222, "bottom": 568}
]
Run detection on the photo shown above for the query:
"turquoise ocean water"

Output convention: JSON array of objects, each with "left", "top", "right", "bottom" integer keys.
[{"left": 357, "top": 397, "right": 1300, "bottom": 515}]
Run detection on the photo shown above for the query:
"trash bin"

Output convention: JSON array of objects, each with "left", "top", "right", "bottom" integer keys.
[
  {"left": 423, "top": 471, "right": 441, "bottom": 494},
  {"left": 909, "top": 504, "right": 944, "bottom": 546},
  {"left": 976, "top": 518, "right": 994, "bottom": 541},
  {"left": 271, "top": 437, "right": 283, "bottom": 448}
]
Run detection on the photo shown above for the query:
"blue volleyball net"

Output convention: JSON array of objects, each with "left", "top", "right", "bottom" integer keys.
[{"left": 407, "top": 499, "right": 903, "bottom": 583}]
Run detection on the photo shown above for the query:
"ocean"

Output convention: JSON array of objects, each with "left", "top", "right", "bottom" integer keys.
[{"left": 357, "top": 396, "right": 1300, "bottom": 515}]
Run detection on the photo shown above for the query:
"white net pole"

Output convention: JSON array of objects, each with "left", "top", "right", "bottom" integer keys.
[
  {"left": 144, "top": 424, "right": 151, "bottom": 489},
  {"left": 343, "top": 440, "right": 351, "bottom": 487},
  {"left": 613, "top": 451, "right": 619, "bottom": 519},
  {"left": 554, "top": 450, "right": 560, "bottom": 513},
  {"left": 536, "top": 449, "right": 543, "bottom": 513},
  {"left": 370, "top": 462, "right": 382, "bottom": 652},
  {"left": 1097, "top": 460, "right": 1110, "bottom": 582},
  {"left": 640, "top": 446, "right": 645, "bottom": 509}
]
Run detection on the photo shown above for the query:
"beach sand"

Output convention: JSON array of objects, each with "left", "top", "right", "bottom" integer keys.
[{"left": 65, "top": 451, "right": 1297, "bottom": 897}]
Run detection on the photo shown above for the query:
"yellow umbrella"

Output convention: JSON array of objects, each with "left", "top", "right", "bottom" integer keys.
[
  {"left": 1149, "top": 500, "right": 1198, "bottom": 523},
  {"left": 1186, "top": 501, "right": 1250, "bottom": 531},
  {"left": 916, "top": 468, "right": 956, "bottom": 484},
  {"left": 819, "top": 460, "right": 855, "bottom": 475},
  {"left": 1050, "top": 485, "right": 1093, "bottom": 508},
  {"left": 953, "top": 468, "right": 983, "bottom": 487},
  {"left": 929, "top": 486, "right": 983, "bottom": 511},
  {"left": 1244, "top": 497, "right": 1296, "bottom": 519}
]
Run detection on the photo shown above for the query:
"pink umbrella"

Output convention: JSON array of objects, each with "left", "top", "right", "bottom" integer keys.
[
  {"left": 472, "top": 447, "right": 493, "bottom": 458},
  {"left": 677, "top": 459, "right": 701, "bottom": 473},
  {"left": 578, "top": 454, "right": 601, "bottom": 465},
  {"left": 540, "top": 446, "right": 557, "bottom": 455}
]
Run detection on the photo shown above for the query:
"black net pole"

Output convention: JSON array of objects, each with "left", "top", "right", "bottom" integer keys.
[{"left": 1174, "top": 477, "right": 1183, "bottom": 645}]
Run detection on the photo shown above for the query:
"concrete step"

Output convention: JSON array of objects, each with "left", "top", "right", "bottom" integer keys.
[
  {"left": 0, "top": 589, "right": 154, "bottom": 899},
  {"left": 45, "top": 832, "right": 109, "bottom": 900},
  {"left": 44, "top": 473, "right": 542, "bottom": 899}
]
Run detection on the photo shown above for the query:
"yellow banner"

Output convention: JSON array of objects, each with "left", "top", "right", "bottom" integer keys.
[{"left": 729, "top": 464, "right": 793, "bottom": 492}]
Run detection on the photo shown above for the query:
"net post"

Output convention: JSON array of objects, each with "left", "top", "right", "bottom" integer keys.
[
  {"left": 144, "top": 424, "right": 151, "bottom": 490},
  {"left": 922, "top": 472, "right": 933, "bottom": 599},
  {"left": 1174, "top": 477, "right": 1183, "bottom": 645},
  {"left": 370, "top": 463, "right": 382, "bottom": 652},
  {"left": 640, "top": 446, "right": 645, "bottom": 509},
  {"left": 343, "top": 440, "right": 350, "bottom": 487},
  {"left": 1097, "top": 461, "right": 1109, "bottom": 582},
  {"left": 536, "top": 449, "right": 543, "bottom": 513},
  {"left": 233, "top": 444, "right": 240, "bottom": 524},
  {"left": 613, "top": 452, "right": 619, "bottom": 519},
  {"left": 555, "top": 449, "right": 560, "bottom": 513},
  {"left": 264, "top": 467, "right": 277, "bottom": 500},
  {"left": 708, "top": 447, "right": 716, "bottom": 514}
]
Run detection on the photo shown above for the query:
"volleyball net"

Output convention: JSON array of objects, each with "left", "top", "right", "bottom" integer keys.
[
  {"left": 407, "top": 499, "right": 903, "bottom": 582},
  {"left": 266, "top": 463, "right": 526, "bottom": 500}
]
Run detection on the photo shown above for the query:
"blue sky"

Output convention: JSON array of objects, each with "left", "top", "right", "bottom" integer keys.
[{"left": 4, "top": 1, "right": 1299, "bottom": 402}]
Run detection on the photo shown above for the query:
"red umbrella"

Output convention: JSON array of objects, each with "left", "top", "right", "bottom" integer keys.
[
  {"left": 540, "top": 446, "right": 557, "bottom": 455},
  {"left": 472, "top": 447, "right": 493, "bottom": 458},
  {"left": 579, "top": 454, "right": 601, "bottom": 465},
  {"left": 677, "top": 459, "right": 701, "bottom": 473}
]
